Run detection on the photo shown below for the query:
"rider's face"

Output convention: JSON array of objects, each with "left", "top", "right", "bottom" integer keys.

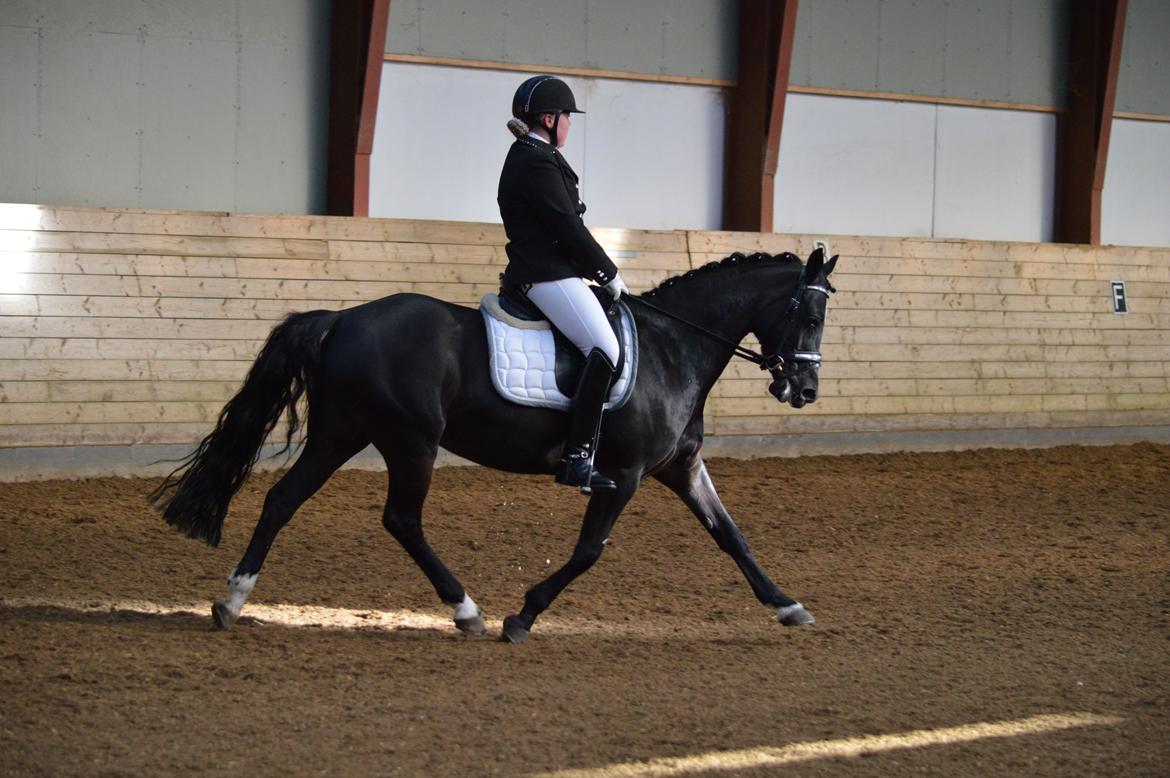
[{"left": 543, "top": 112, "right": 570, "bottom": 148}]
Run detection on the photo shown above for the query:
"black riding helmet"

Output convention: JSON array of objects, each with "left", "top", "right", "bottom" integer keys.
[{"left": 510, "top": 76, "right": 583, "bottom": 143}]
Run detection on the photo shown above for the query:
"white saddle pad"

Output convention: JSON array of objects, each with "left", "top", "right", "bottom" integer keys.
[{"left": 480, "top": 293, "right": 637, "bottom": 411}]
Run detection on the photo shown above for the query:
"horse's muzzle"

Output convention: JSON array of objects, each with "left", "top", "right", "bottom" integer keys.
[
  {"left": 788, "top": 386, "right": 818, "bottom": 408},
  {"left": 771, "top": 376, "right": 819, "bottom": 408},
  {"left": 768, "top": 379, "right": 791, "bottom": 404}
]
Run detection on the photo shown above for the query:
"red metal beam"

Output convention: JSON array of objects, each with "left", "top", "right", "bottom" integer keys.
[
  {"left": 1055, "top": 0, "right": 1127, "bottom": 244},
  {"left": 723, "top": 0, "right": 798, "bottom": 232},
  {"left": 353, "top": 0, "right": 390, "bottom": 217},
  {"left": 326, "top": 0, "right": 390, "bottom": 217}
]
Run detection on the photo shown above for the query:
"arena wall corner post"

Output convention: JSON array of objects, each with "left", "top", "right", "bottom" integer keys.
[
  {"left": 1054, "top": 0, "right": 1127, "bottom": 245},
  {"left": 326, "top": 0, "right": 390, "bottom": 217},
  {"left": 722, "top": 0, "right": 798, "bottom": 233}
]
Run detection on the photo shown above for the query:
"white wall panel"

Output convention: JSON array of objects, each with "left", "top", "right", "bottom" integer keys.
[
  {"left": 933, "top": 106, "right": 1056, "bottom": 242},
  {"left": 774, "top": 93, "right": 936, "bottom": 237},
  {"left": 775, "top": 94, "right": 1057, "bottom": 241},
  {"left": 370, "top": 63, "right": 725, "bottom": 230},
  {"left": 369, "top": 64, "right": 520, "bottom": 224},
  {"left": 1102, "top": 119, "right": 1170, "bottom": 247},
  {"left": 579, "top": 79, "right": 725, "bottom": 230}
]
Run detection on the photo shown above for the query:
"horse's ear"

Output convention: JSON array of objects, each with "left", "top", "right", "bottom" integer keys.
[
  {"left": 823, "top": 255, "right": 838, "bottom": 277},
  {"left": 804, "top": 247, "right": 824, "bottom": 281}
]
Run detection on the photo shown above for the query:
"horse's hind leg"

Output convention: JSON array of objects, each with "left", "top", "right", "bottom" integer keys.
[
  {"left": 212, "top": 436, "right": 362, "bottom": 628},
  {"left": 378, "top": 441, "right": 485, "bottom": 636},
  {"left": 654, "top": 454, "right": 814, "bottom": 627},
  {"left": 501, "top": 474, "right": 638, "bottom": 643}
]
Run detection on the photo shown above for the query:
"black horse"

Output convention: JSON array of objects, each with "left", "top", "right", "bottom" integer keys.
[{"left": 153, "top": 248, "right": 838, "bottom": 642}]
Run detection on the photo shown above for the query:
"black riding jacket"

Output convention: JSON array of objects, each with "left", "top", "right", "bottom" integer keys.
[{"left": 497, "top": 136, "right": 618, "bottom": 288}]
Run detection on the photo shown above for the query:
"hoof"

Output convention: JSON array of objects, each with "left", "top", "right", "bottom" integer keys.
[
  {"left": 455, "top": 613, "right": 487, "bottom": 637},
  {"left": 211, "top": 599, "right": 238, "bottom": 629},
  {"left": 500, "top": 615, "right": 530, "bottom": 644},
  {"left": 777, "top": 602, "right": 815, "bottom": 627}
]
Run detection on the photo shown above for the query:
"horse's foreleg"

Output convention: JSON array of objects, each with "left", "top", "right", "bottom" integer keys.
[
  {"left": 379, "top": 442, "right": 485, "bottom": 636},
  {"left": 213, "top": 437, "right": 360, "bottom": 629},
  {"left": 501, "top": 476, "right": 637, "bottom": 643},
  {"left": 655, "top": 455, "right": 814, "bottom": 626}
]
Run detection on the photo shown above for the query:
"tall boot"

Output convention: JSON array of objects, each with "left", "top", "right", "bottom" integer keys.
[{"left": 556, "top": 348, "right": 617, "bottom": 494}]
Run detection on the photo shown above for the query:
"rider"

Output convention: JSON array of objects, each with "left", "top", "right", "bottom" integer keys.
[{"left": 498, "top": 75, "right": 629, "bottom": 493}]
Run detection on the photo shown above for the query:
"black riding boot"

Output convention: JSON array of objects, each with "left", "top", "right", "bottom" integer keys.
[{"left": 556, "top": 348, "right": 617, "bottom": 494}]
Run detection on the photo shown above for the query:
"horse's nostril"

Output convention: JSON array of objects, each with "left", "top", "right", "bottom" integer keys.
[{"left": 801, "top": 388, "right": 818, "bottom": 403}]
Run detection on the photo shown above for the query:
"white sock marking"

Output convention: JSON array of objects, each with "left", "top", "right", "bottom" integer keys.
[
  {"left": 776, "top": 602, "right": 807, "bottom": 622},
  {"left": 223, "top": 571, "right": 257, "bottom": 618},
  {"left": 453, "top": 593, "right": 480, "bottom": 621}
]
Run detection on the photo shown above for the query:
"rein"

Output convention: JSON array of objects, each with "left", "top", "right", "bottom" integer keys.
[
  {"left": 624, "top": 281, "right": 834, "bottom": 376},
  {"left": 624, "top": 295, "right": 782, "bottom": 370}
]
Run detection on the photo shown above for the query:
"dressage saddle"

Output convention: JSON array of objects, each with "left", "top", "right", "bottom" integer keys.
[{"left": 496, "top": 282, "right": 629, "bottom": 399}]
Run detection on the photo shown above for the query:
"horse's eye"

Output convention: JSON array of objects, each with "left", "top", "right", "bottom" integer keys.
[{"left": 805, "top": 318, "right": 821, "bottom": 331}]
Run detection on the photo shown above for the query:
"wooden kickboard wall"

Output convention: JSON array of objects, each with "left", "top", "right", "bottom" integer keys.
[{"left": 1, "top": 204, "right": 1167, "bottom": 475}]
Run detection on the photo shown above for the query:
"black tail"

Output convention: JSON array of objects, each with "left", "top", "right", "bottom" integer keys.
[{"left": 150, "top": 309, "right": 341, "bottom": 546}]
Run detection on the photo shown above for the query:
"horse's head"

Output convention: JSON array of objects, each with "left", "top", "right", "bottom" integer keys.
[{"left": 755, "top": 247, "right": 837, "bottom": 408}]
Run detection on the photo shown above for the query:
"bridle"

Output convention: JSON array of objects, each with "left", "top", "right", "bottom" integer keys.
[
  {"left": 767, "top": 280, "right": 834, "bottom": 379},
  {"left": 624, "top": 277, "right": 834, "bottom": 381}
]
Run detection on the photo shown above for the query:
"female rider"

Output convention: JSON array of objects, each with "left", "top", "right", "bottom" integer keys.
[{"left": 497, "top": 76, "right": 628, "bottom": 493}]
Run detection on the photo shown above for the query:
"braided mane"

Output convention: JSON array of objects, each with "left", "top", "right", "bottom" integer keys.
[{"left": 641, "top": 251, "right": 800, "bottom": 298}]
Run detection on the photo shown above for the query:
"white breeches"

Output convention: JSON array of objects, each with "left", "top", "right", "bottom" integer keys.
[{"left": 526, "top": 277, "right": 620, "bottom": 363}]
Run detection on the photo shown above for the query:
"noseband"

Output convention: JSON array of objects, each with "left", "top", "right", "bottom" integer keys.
[{"left": 625, "top": 279, "right": 834, "bottom": 378}]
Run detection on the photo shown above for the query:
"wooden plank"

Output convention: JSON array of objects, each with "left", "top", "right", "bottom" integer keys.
[
  {"left": 0, "top": 401, "right": 226, "bottom": 425},
  {"left": 776, "top": 254, "right": 1170, "bottom": 283},
  {"left": 823, "top": 308, "right": 1169, "bottom": 331},
  {"left": 1, "top": 317, "right": 280, "bottom": 340},
  {"left": 818, "top": 273, "right": 1170, "bottom": 297},
  {"left": 787, "top": 84, "right": 1059, "bottom": 114},
  {"left": 0, "top": 422, "right": 219, "bottom": 447},
  {"left": 12, "top": 274, "right": 413, "bottom": 301},
  {"left": 686, "top": 232, "right": 1162, "bottom": 265},
  {"left": 719, "top": 359, "right": 1170, "bottom": 381},
  {"left": 0, "top": 380, "right": 239, "bottom": 403},
  {"left": 827, "top": 290, "right": 1170, "bottom": 314},
  {"left": 383, "top": 52, "right": 737, "bottom": 88},
  {"left": 1113, "top": 110, "right": 1170, "bottom": 122},
  {"left": 823, "top": 325, "right": 1168, "bottom": 347},
  {"left": 6, "top": 254, "right": 684, "bottom": 293},
  {"left": 327, "top": 219, "right": 506, "bottom": 246},
  {"left": 709, "top": 408, "right": 1170, "bottom": 436},
  {"left": 824, "top": 343, "right": 1169, "bottom": 363},
  {"left": 690, "top": 251, "right": 1170, "bottom": 283},
  {"left": 0, "top": 338, "right": 265, "bottom": 361},
  {"left": 8, "top": 248, "right": 507, "bottom": 275},
  {"left": 711, "top": 375, "right": 1170, "bottom": 399},
  {"left": 0, "top": 295, "right": 354, "bottom": 320},
  {"left": 708, "top": 391, "right": 1170, "bottom": 418},
  {"left": 0, "top": 204, "right": 515, "bottom": 245},
  {"left": 10, "top": 273, "right": 686, "bottom": 305},
  {"left": 3, "top": 230, "right": 331, "bottom": 260},
  {"left": 0, "top": 359, "right": 250, "bottom": 382},
  {"left": 413, "top": 282, "right": 499, "bottom": 303},
  {"left": 324, "top": 242, "right": 505, "bottom": 264}
]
